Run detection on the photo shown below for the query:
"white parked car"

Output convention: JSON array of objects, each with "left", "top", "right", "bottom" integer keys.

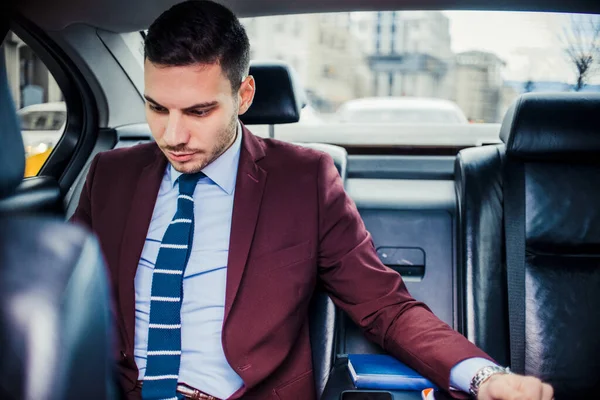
[
  {"left": 18, "top": 101, "right": 66, "bottom": 157},
  {"left": 299, "top": 103, "right": 324, "bottom": 125},
  {"left": 336, "top": 97, "right": 469, "bottom": 124}
]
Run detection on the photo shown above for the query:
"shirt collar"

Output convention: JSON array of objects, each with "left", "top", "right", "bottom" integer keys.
[{"left": 169, "top": 121, "right": 242, "bottom": 195}]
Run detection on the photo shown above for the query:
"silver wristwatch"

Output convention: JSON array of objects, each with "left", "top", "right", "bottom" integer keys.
[{"left": 469, "top": 365, "right": 512, "bottom": 397}]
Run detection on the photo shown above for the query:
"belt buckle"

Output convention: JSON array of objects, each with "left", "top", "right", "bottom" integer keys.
[{"left": 176, "top": 383, "right": 217, "bottom": 400}]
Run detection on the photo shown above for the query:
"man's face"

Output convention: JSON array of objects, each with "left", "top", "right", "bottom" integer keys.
[{"left": 144, "top": 61, "right": 254, "bottom": 174}]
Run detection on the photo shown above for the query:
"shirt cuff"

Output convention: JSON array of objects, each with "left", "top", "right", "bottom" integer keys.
[{"left": 449, "top": 357, "right": 499, "bottom": 393}]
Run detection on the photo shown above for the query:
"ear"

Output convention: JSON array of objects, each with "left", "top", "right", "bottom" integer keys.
[{"left": 237, "top": 75, "right": 256, "bottom": 116}]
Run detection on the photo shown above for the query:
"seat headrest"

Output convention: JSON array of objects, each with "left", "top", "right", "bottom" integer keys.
[
  {"left": 0, "top": 52, "right": 25, "bottom": 199},
  {"left": 500, "top": 92, "right": 600, "bottom": 162},
  {"left": 240, "top": 61, "right": 304, "bottom": 125},
  {"left": 0, "top": 217, "right": 114, "bottom": 399}
]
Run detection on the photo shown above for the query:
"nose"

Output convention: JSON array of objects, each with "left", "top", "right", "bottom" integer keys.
[{"left": 163, "top": 111, "right": 190, "bottom": 147}]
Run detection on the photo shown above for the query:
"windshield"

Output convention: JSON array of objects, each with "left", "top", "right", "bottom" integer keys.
[
  {"left": 240, "top": 11, "right": 600, "bottom": 126},
  {"left": 136, "top": 11, "right": 600, "bottom": 147}
]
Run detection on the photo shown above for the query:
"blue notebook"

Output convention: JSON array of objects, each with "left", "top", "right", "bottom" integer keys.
[{"left": 347, "top": 354, "right": 438, "bottom": 391}]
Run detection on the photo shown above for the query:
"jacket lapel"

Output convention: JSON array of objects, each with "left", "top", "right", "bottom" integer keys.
[
  {"left": 115, "top": 129, "right": 266, "bottom": 350},
  {"left": 224, "top": 125, "right": 267, "bottom": 324},
  {"left": 118, "top": 146, "right": 167, "bottom": 350}
]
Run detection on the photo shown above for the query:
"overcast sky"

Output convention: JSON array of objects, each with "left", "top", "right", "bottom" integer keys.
[{"left": 444, "top": 11, "right": 600, "bottom": 84}]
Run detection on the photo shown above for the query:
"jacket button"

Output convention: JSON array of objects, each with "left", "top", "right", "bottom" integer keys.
[{"left": 120, "top": 351, "right": 127, "bottom": 360}]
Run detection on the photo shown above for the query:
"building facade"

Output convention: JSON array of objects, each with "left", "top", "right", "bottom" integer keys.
[
  {"left": 242, "top": 14, "right": 372, "bottom": 112},
  {"left": 451, "top": 51, "right": 506, "bottom": 122},
  {"left": 368, "top": 11, "right": 453, "bottom": 99},
  {"left": 3, "top": 32, "right": 63, "bottom": 109}
]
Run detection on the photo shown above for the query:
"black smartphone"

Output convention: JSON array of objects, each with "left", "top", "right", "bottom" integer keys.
[{"left": 340, "top": 390, "right": 394, "bottom": 400}]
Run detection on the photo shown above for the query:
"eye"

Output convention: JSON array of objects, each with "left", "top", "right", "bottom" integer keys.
[
  {"left": 148, "top": 103, "right": 167, "bottom": 113},
  {"left": 188, "top": 109, "right": 211, "bottom": 117}
]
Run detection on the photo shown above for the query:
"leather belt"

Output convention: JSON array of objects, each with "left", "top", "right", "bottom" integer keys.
[
  {"left": 176, "top": 382, "right": 221, "bottom": 400},
  {"left": 136, "top": 381, "right": 221, "bottom": 400}
]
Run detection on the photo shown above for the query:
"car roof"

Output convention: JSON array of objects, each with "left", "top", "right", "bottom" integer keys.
[{"left": 16, "top": 0, "right": 600, "bottom": 33}]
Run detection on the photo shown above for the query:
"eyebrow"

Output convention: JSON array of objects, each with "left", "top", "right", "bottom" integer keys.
[{"left": 144, "top": 95, "right": 218, "bottom": 111}]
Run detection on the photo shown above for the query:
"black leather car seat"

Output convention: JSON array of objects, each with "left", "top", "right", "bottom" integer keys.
[
  {"left": 0, "top": 46, "right": 116, "bottom": 400},
  {"left": 455, "top": 92, "right": 600, "bottom": 398}
]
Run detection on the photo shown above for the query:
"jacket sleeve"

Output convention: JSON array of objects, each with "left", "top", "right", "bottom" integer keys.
[{"left": 315, "top": 153, "right": 492, "bottom": 396}]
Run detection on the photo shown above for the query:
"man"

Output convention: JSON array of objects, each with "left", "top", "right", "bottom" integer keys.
[{"left": 71, "top": 1, "right": 554, "bottom": 399}]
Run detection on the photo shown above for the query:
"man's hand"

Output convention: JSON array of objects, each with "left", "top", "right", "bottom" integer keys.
[{"left": 477, "top": 373, "right": 554, "bottom": 400}]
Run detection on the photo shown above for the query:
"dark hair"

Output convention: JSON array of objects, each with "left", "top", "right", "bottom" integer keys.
[{"left": 144, "top": 0, "right": 250, "bottom": 92}]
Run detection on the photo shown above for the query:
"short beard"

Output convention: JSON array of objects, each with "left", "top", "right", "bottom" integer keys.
[
  {"left": 205, "top": 113, "right": 238, "bottom": 170},
  {"left": 172, "top": 112, "right": 238, "bottom": 175}
]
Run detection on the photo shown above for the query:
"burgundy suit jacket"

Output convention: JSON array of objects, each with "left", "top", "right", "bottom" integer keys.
[{"left": 71, "top": 125, "right": 490, "bottom": 399}]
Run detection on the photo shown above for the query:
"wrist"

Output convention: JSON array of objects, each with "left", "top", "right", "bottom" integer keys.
[{"left": 469, "top": 365, "right": 512, "bottom": 397}]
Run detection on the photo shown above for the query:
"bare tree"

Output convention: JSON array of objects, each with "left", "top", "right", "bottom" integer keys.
[{"left": 561, "top": 15, "right": 600, "bottom": 91}]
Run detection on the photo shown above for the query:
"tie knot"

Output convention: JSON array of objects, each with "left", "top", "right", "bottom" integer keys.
[{"left": 178, "top": 172, "right": 203, "bottom": 196}]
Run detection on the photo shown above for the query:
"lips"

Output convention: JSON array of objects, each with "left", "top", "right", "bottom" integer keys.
[{"left": 168, "top": 151, "right": 196, "bottom": 162}]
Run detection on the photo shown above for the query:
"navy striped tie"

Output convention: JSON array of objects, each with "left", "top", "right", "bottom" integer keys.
[{"left": 142, "top": 172, "right": 203, "bottom": 400}]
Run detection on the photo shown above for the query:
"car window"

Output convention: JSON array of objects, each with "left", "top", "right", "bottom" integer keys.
[
  {"left": 4, "top": 31, "right": 67, "bottom": 177},
  {"left": 240, "top": 12, "right": 600, "bottom": 145}
]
